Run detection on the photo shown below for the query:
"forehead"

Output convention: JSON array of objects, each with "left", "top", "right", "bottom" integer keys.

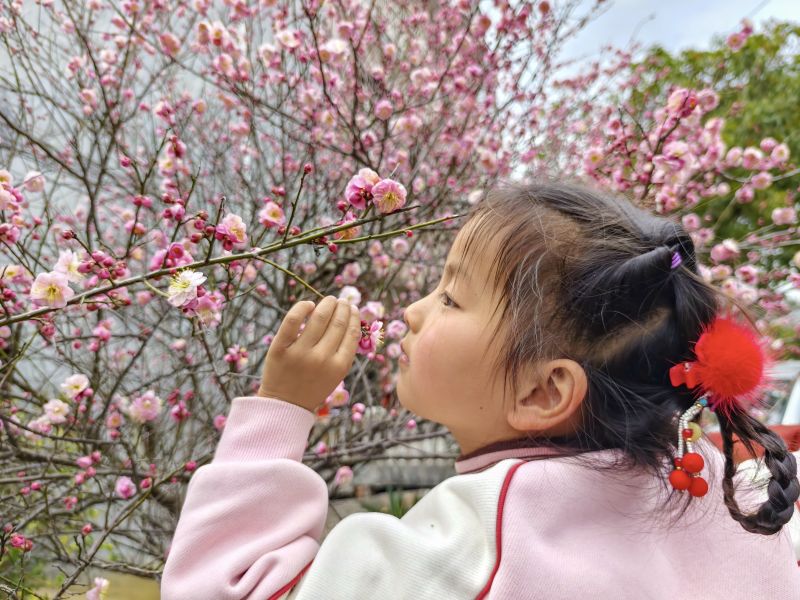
[{"left": 445, "top": 220, "right": 501, "bottom": 293}]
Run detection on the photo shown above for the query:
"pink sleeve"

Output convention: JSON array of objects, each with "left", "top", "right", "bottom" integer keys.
[{"left": 160, "top": 396, "right": 328, "bottom": 600}]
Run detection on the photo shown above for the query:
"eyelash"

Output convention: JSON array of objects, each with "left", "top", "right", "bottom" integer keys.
[{"left": 439, "top": 292, "right": 457, "bottom": 308}]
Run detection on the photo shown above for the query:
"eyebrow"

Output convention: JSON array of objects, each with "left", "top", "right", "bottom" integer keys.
[{"left": 443, "top": 262, "right": 472, "bottom": 288}]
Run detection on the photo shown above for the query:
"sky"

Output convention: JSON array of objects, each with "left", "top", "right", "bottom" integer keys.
[{"left": 559, "top": 0, "right": 800, "bottom": 63}]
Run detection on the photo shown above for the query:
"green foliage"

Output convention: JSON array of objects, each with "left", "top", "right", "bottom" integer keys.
[
  {"left": 630, "top": 21, "right": 800, "bottom": 246},
  {"left": 358, "top": 486, "right": 424, "bottom": 519}
]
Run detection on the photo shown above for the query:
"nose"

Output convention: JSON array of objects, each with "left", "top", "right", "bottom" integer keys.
[{"left": 403, "top": 296, "right": 422, "bottom": 332}]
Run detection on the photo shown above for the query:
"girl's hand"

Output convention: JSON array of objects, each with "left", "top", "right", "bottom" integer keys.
[{"left": 256, "top": 296, "right": 362, "bottom": 413}]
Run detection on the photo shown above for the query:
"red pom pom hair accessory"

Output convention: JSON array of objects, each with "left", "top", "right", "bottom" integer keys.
[{"left": 667, "top": 313, "right": 774, "bottom": 497}]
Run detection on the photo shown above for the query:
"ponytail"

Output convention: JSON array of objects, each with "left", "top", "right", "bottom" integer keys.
[{"left": 717, "top": 409, "right": 800, "bottom": 534}]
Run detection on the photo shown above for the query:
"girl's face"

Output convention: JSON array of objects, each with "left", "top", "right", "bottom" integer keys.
[{"left": 397, "top": 221, "right": 526, "bottom": 455}]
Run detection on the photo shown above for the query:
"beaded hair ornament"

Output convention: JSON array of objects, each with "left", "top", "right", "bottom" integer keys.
[{"left": 665, "top": 252, "right": 773, "bottom": 497}]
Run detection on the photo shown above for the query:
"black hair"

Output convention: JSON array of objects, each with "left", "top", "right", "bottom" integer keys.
[{"left": 451, "top": 178, "right": 799, "bottom": 535}]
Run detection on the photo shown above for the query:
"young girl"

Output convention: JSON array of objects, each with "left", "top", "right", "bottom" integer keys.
[{"left": 160, "top": 180, "right": 800, "bottom": 599}]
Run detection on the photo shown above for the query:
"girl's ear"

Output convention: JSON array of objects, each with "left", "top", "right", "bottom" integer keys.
[{"left": 506, "top": 359, "right": 587, "bottom": 435}]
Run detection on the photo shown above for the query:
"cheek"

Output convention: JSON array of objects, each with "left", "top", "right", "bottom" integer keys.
[{"left": 413, "top": 319, "right": 481, "bottom": 387}]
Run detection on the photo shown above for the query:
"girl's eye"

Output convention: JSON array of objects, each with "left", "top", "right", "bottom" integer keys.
[{"left": 439, "top": 292, "right": 457, "bottom": 308}]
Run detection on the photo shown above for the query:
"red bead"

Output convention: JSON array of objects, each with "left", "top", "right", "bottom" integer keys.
[
  {"left": 689, "top": 476, "right": 709, "bottom": 497},
  {"left": 682, "top": 428, "right": 692, "bottom": 439},
  {"left": 673, "top": 457, "right": 682, "bottom": 468},
  {"left": 682, "top": 452, "right": 704, "bottom": 474},
  {"left": 669, "top": 469, "right": 691, "bottom": 491}
]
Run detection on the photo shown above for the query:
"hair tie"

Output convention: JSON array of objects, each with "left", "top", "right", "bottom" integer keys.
[
  {"left": 666, "top": 314, "right": 773, "bottom": 497},
  {"left": 670, "top": 251, "right": 682, "bottom": 269}
]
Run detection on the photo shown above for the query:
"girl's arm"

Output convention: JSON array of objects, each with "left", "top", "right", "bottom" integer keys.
[
  {"left": 160, "top": 396, "right": 328, "bottom": 599},
  {"left": 160, "top": 395, "right": 501, "bottom": 600}
]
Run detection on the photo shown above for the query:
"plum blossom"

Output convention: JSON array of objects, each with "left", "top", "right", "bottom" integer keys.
[
  {"left": 54, "top": 249, "right": 85, "bottom": 283},
  {"left": 61, "top": 374, "right": 89, "bottom": 400},
  {"left": 275, "top": 28, "right": 300, "bottom": 49},
  {"left": 115, "top": 476, "right": 136, "bottom": 500},
  {"left": 215, "top": 213, "right": 248, "bottom": 251},
  {"left": 159, "top": 32, "right": 181, "bottom": 57},
  {"left": 772, "top": 207, "right": 797, "bottom": 226},
  {"left": 357, "top": 320, "right": 384, "bottom": 356},
  {"left": 359, "top": 301, "right": 385, "bottom": 323},
  {"left": 327, "top": 381, "right": 350, "bottom": 407},
  {"left": 750, "top": 171, "right": 772, "bottom": 190},
  {"left": 258, "top": 201, "right": 286, "bottom": 228},
  {"left": 319, "top": 38, "right": 347, "bottom": 63},
  {"left": 371, "top": 179, "right": 407, "bottom": 214},
  {"left": 334, "top": 465, "right": 353, "bottom": 486},
  {"left": 345, "top": 168, "right": 380, "bottom": 210},
  {"left": 22, "top": 171, "right": 45, "bottom": 193},
  {"left": 338, "top": 286, "right": 361, "bottom": 306},
  {"left": 741, "top": 147, "right": 763, "bottom": 170},
  {"left": 374, "top": 98, "right": 393, "bottom": 120},
  {"left": 710, "top": 239, "right": 741, "bottom": 263},
  {"left": 30, "top": 271, "right": 75, "bottom": 308},
  {"left": 44, "top": 399, "right": 70, "bottom": 424},
  {"left": 86, "top": 577, "right": 110, "bottom": 600},
  {"left": 167, "top": 269, "right": 207, "bottom": 307},
  {"left": 771, "top": 143, "right": 790, "bottom": 164},
  {"left": 126, "top": 390, "right": 163, "bottom": 424}
]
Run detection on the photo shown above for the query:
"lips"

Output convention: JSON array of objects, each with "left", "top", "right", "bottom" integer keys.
[{"left": 400, "top": 340, "right": 409, "bottom": 361}]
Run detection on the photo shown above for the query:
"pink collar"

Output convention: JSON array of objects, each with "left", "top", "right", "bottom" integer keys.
[{"left": 454, "top": 437, "right": 577, "bottom": 475}]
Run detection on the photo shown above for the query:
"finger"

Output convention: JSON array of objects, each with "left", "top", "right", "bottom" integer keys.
[
  {"left": 295, "top": 295, "right": 339, "bottom": 348},
  {"left": 335, "top": 304, "right": 362, "bottom": 361},
  {"left": 271, "top": 300, "right": 316, "bottom": 350},
  {"left": 319, "top": 299, "right": 354, "bottom": 355}
]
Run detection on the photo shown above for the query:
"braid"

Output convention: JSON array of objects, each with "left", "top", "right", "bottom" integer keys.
[{"left": 717, "top": 408, "right": 800, "bottom": 535}]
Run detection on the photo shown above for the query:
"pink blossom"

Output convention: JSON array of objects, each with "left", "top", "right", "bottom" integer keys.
[
  {"left": 734, "top": 185, "right": 754, "bottom": 204},
  {"left": 0, "top": 222, "right": 21, "bottom": 244},
  {"left": 338, "top": 285, "right": 362, "bottom": 306},
  {"left": 44, "top": 399, "right": 70, "bottom": 424},
  {"left": 583, "top": 147, "right": 604, "bottom": 171},
  {"left": 213, "top": 414, "right": 227, "bottom": 431},
  {"left": 76, "top": 455, "right": 93, "bottom": 469},
  {"left": 115, "top": 476, "right": 136, "bottom": 500},
  {"left": 710, "top": 239, "right": 741, "bottom": 263},
  {"left": 771, "top": 143, "right": 790, "bottom": 164},
  {"left": 681, "top": 213, "right": 701, "bottom": 231},
  {"left": 159, "top": 32, "right": 181, "bottom": 57},
  {"left": 275, "top": 28, "right": 300, "bottom": 49},
  {"left": 258, "top": 201, "right": 286, "bottom": 228},
  {"left": 741, "top": 147, "right": 763, "bottom": 170},
  {"left": 327, "top": 381, "right": 350, "bottom": 407},
  {"left": 30, "top": 271, "right": 74, "bottom": 308},
  {"left": 772, "top": 207, "right": 797, "bottom": 226},
  {"left": 665, "top": 88, "right": 697, "bottom": 117},
  {"left": 356, "top": 320, "right": 384, "bottom": 356},
  {"left": 334, "top": 465, "right": 353, "bottom": 486},
  {"left": 759, "top": 137, "right": 778, "bottom": 153},
  {"left": 750, "top": 171, "right": 772, "bottom": 190},
  {"left": 725, "top": 146, "right": 742, "bottom": 167},
  {"left": 86, "top": 577, "right": 110, "bottom": 600},
  {"left": 371, "top": 179, "right": 407, "bottom": 214},
  {"left": 726, "top": 32, "right": 746, "bottom": 51},
  {"left": 735, "top": 265, "right": 761, "bottom": 285},
  {"left": 374, "top": 98, "right": 393, "bottom": 120},
  {"left": 126, "top": 390, "right": 163, "bottom": 424},
  {"left": 344, "top": 169, "right": 380, "bottom": 210},
  {"left": 340, "top": 261, "right": 362, "bottom": 284},
  {"left": 696, "top": 89, "right": 719, "bottom": 112},
  {"left": 61, "top": 373, "right": 89, "bottom": 399},
  {"left": 79, "top": 88, "right": 98, "bottom": 108},
  {"left": 22, "top": 171, "right": 44, "bottom": 193},
  {"left": 0, "top": 187, "right": 16, "bottom": 210},
  {"left": 215, "top": 213, "right": 248, "bottom": 251}
]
